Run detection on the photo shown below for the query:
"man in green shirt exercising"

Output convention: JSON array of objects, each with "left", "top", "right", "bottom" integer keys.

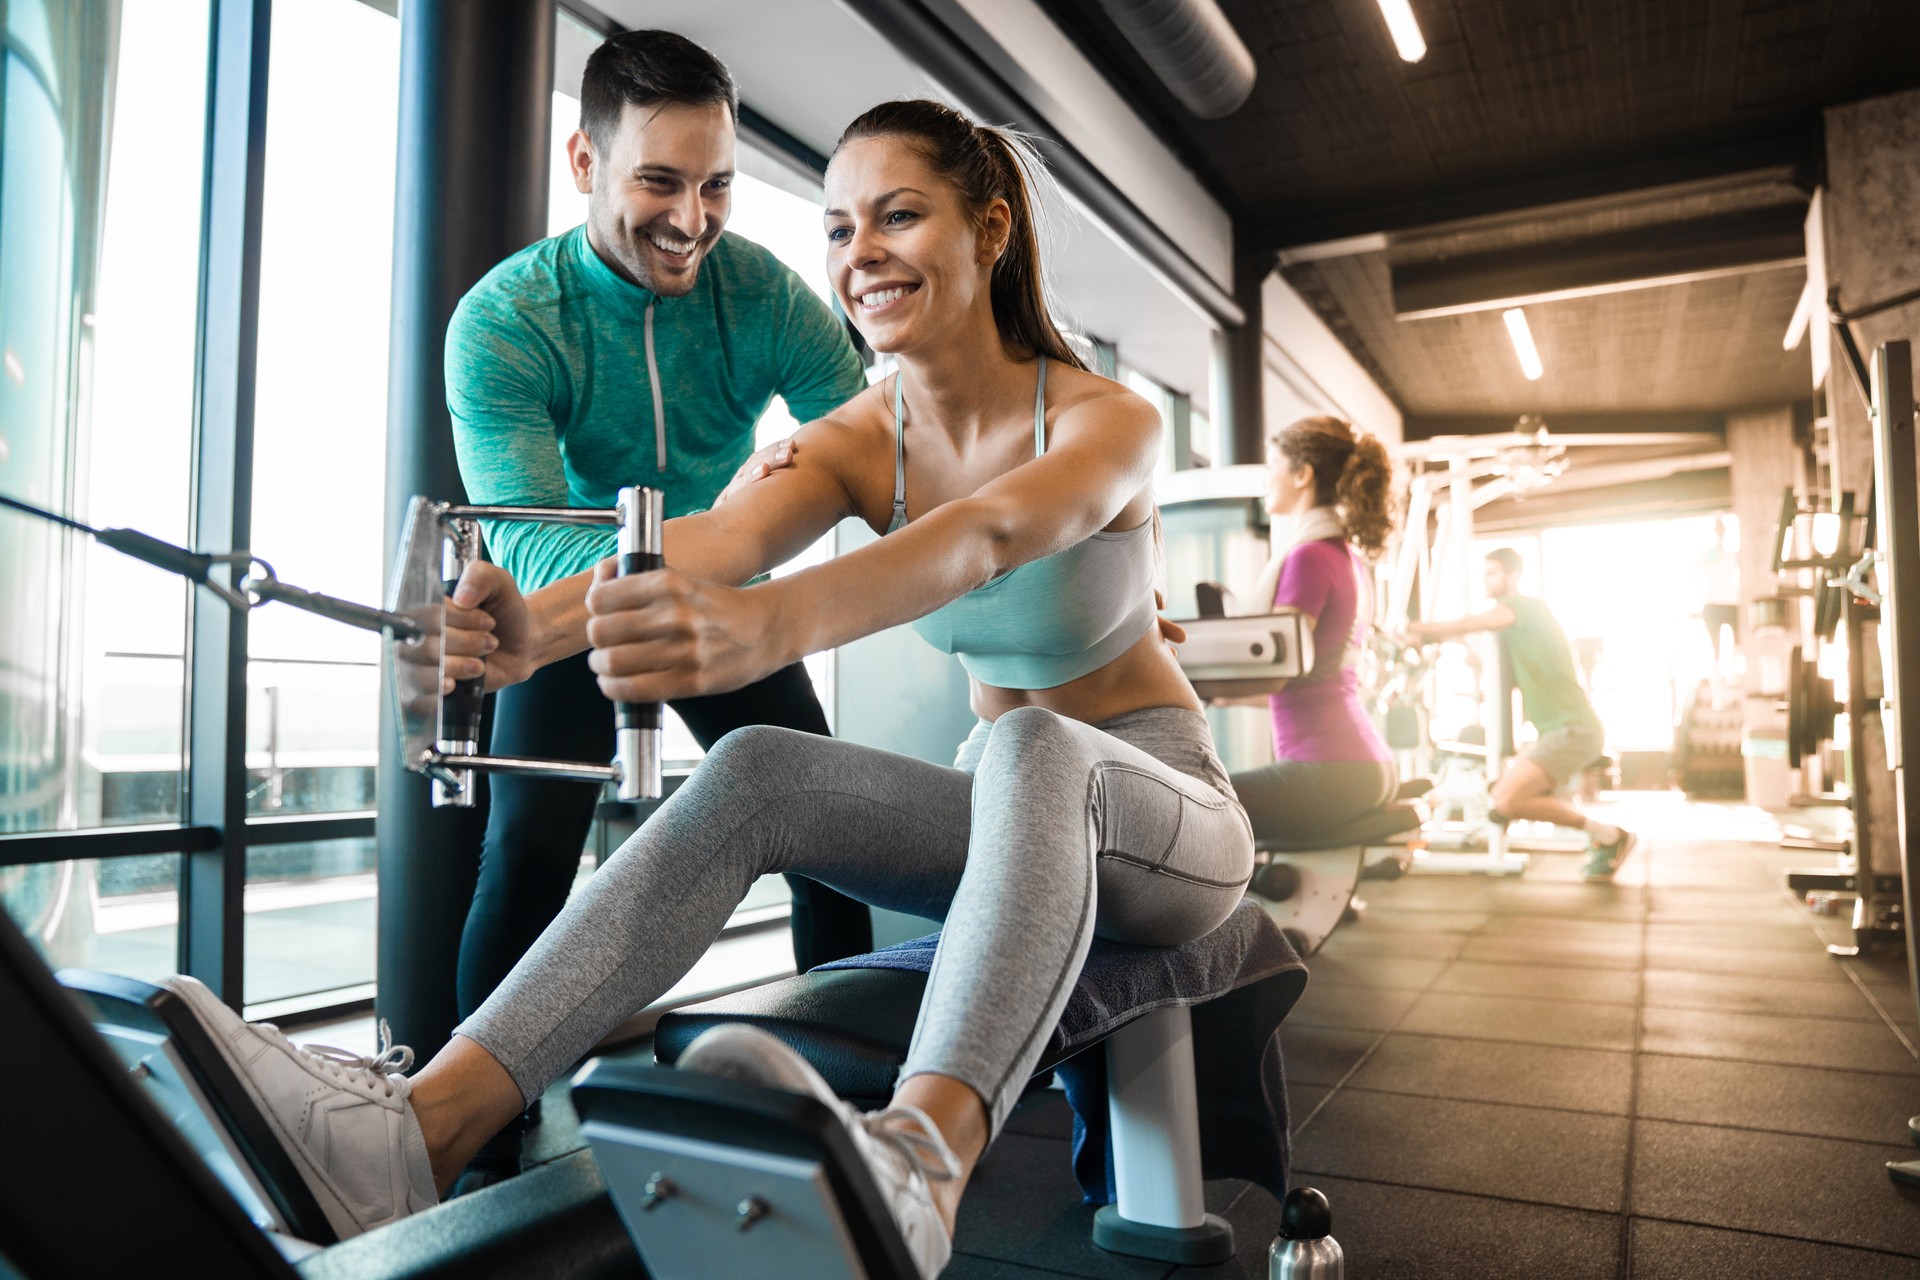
[
  {"left": 443, "top": 29, "right": 871, "bottom": 1186},
  {"left": 1409, "top": 547, "right": 1635, "bottom": 881}
]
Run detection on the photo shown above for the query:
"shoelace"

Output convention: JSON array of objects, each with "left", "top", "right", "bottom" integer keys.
[
  {"left": 859, "top": 1103, "right": 961, "bottom": 1185},
  {"left": 262, "top": 1018, "right": 416, "bottom": 1100}
]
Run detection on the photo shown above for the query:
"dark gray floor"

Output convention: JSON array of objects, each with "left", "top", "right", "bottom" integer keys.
[{"left": 515, "top": 795, "right": 1920, "bottom": 1278}]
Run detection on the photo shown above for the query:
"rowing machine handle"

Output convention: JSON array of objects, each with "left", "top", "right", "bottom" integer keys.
[
  {"left": 615, "top": 486, "right": 665, "bottom": 802},
  {"left": 436, "top": 518, "right": 485, "bottom": 805}
]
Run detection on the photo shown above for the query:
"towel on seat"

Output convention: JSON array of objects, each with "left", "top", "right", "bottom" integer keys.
[{"left": 815, "top": 898, "right": 1307, "bottom": 1205}]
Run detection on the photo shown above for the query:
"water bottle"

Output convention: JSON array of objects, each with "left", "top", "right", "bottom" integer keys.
[{"left": 1269, "top": 1186, "right": 1343, "bottom": 1279}]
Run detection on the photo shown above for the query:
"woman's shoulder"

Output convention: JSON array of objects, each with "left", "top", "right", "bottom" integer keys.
[
  {"left": 791, "top": 379, "right": 892, "bottom": 456},
  {"left": 1045, "top": 361, "right": 1148, "bottom": 412},
  {"left": 1284, "top": 538, "right": 1354, "bottom": 573},
  {"left": 1045, "top": 363, "right": 1160, "bottom": 441}
]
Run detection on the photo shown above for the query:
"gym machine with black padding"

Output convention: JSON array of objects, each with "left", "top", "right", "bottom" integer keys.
[
  {"left": 1156, "top": 465, "right": 1427, "bottom": 954},
  {"left": 1777, "top": 307, "right": 1911, "bottom": 957},
  {"left": 1177, "top": 588, "right": 1428, "bottom": 954},
  {"left": 8, "top": 482, "right": 1342, "bottom": 1276}
]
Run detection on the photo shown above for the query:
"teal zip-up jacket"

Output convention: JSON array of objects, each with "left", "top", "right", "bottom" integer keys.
[{"left": 446, "top": 224, "right": 867, "bottom": 590}]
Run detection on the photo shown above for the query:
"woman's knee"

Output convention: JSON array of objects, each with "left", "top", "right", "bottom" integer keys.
[
  {"left": 688, "top": 724, "right": 813, "bottom": 796},
  {"left": 976, "top": 705, "right": 1081, "bottom": 773}
]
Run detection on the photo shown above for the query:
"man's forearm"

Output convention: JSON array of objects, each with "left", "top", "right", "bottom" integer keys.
[
  {"left": 1416, "top": 617, "right": 1485, "bottom": 640},
  {"left": 525, "top": 572, "right": 593, "bottom": 668}
]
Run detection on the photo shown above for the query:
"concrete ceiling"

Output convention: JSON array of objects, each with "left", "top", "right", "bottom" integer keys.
[{"left": 1037, "top": 0, "right": 1920, "bottom": 424}]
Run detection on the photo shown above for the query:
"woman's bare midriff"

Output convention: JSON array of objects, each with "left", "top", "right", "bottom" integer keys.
[{"left": 970, "top": 625, "right": 1202, "bottom": 725}]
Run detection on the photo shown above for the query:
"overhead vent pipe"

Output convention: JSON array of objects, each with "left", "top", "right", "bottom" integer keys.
[{"left": 1097, "top": 0, "right": 1256, "bottom": 119}]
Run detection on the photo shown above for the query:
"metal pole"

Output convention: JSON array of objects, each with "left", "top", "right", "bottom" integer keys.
[
  {"left": 377, "top": 0, "right": 553, "bottom": 1056},
  {"left": 1867, "top": 344, "right": 1920, "bottom": 1025},
  {"left": 180, "top": 0, "right": 272, "bottom": 1006}
]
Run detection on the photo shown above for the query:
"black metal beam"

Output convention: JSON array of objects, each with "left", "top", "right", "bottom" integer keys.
[
  {"left": 380, "top": 0, "right": 552, "bottom": 1059},
  {"left": 0, "top": 824, "right": 222, "bottom": 869},
  {"left": 835, "top": 0, "right": 1245, "bottom": 329},
  {"left": 181, "top": 0, "right": 272, "bottom": 1007},
  {"left": 1260, "top": 128, "right": 1822, "bottom": 253},
  {"left": 1392, "top": 205, "right": 1807, "bottom": 321},
  {"left": 1214, "top": 246, "right": 1269, "bottom": 464},
  {"left": 246, "top": 811, "right": 377, "bottom": 846}
]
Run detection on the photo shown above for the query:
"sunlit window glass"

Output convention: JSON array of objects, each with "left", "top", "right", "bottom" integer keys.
[
  {"left": 0, "top": 2, "right": 208, "bottom": 847},
  {"left": 241, "top": 0, "right": 399, "bottom": 1004}
]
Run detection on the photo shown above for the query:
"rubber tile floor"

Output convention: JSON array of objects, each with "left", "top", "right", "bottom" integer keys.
[
  {"left": 348, "top": 793, "right": 1920, "bottom": 1278},
  {"left": 949, "top": 793, "right": 1920, "bottom": 1279}
]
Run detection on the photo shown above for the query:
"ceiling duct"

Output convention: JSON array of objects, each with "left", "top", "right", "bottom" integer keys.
[{"left": 1096, "top": 0, "right": 1255, "bottom": 119}]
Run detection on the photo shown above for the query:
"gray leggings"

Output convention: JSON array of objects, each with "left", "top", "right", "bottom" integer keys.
[{"left": 456, "top": 705, "right": 1254, "bottom": 1138}]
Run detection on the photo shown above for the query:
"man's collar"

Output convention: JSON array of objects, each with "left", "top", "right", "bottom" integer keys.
[{"left": 574, "top": 224, "right": 660, "bottom": 313}]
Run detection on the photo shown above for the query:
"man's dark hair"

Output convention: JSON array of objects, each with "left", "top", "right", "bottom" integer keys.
[
  {"left": 1486, "top": 547, "right": 1524, "bottom": 574},
  {"left": 580, "top": 30, "right": 739, "bottom": 151}
]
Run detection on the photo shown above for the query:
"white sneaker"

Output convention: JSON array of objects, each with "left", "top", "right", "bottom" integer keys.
[
  {"left": 676, "top": 1024, "right": 959, "bottom": 1279},
  {"left": 162, "top": 976, "right": 438, "bottom": 1240}
]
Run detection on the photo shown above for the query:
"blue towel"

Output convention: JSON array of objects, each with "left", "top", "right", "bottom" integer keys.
[{"left": 816, "top": 897, "right": 1307, "bottom": 1205}]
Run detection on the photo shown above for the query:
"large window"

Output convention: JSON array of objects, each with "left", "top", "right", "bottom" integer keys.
[
  {"left": 1, "top": 1, "right": 210, "bottom": 975},
  {"left": 1, "top": 0, "right": 842, "bottom": 1017},
  {"left": 239, "top": 0, "right": 399, "bottom": 1005}
]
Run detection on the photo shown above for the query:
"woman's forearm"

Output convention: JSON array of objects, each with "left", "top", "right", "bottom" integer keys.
[
  {"left": 516, "top": 506, "right": 795, "bottom": 675},
  {"left": 764, "top": 497, "right": 1009, "bottom": 663}
]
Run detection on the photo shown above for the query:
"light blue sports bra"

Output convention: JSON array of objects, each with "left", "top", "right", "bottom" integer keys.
[{"left": 887, "top": 356, "right": 1158, "bottom": 690}]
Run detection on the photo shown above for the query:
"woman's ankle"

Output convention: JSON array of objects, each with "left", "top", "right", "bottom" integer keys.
[{"left": 410, "top": 1037, "right": 530, "bottom": 1193}]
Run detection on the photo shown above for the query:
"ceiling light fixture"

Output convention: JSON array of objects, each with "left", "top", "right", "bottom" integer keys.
[
  {"left": 1783, "top": 277, "right": 1815, "bottom": 351},
  {"left": 1503, "top": 308, "right": 1544, "bottom": 381},
  {"left": 1375, "top": 0, "right": 1428, "bottom": 62}
]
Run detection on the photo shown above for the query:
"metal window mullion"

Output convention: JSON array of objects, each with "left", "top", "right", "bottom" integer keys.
[
  {"left": 1167, "top": 389, "right": 1193, "bottom": 471},
  {"left": 181, "top": 0, "right": 272, "bottom": 1005},
  {"left": 0, "top": 825, "right": 222, "bottom": 869}
]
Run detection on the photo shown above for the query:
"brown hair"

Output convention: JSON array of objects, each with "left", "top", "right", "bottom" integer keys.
[
  {"left": 580, "top": 31, "right": 738, "bottom": 153},
  {"left": 1272, "top": 416, "right": 1397, "bottom": 558},
  {"left": 834, "top": 100, "right": 1086, "bottom": 371}
]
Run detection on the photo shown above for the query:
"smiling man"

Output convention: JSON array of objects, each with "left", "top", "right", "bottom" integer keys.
[{"left": 443, "top": 29, "right": 870, "bottom": 1190}]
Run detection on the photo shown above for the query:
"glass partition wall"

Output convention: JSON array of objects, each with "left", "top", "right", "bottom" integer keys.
[
  {"left": 0, "top": 0, "right": 396, "bottom": 1012},
  {"left": 1, "top": 0, "right": 212, "bottom": 982}
]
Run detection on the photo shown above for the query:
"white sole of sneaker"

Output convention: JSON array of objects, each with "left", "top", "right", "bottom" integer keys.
[{"left": 161, "top": 976, "right": 369, "bottom": 1242}]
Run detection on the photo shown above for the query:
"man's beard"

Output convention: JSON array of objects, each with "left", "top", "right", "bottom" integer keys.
[{"left": 596, "top": 212, "right": 715, "bottom": 298}]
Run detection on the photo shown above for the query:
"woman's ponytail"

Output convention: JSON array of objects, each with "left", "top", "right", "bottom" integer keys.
[
  {"left": 1335, "top": 431, "right": 1396, "bottom": 558},
  {"left": 1271, "top": 415, "right": 1399, "bottom": 559}
]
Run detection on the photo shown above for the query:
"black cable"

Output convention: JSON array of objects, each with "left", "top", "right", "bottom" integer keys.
[
  {"left": 0, "top": 490, "right": 98, "bottom": 535},
  {"left": 1, "top": 489, "right": 217, "bottom": 584}
]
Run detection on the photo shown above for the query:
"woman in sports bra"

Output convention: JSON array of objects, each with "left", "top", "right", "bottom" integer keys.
[
  {"left": 162, "top": 100, "right": 1253, "bottom": 1277},
  {"left": 1229, "top": 416, "right": 1400, "bottom": 842}
]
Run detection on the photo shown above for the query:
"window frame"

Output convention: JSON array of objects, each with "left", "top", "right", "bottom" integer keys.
[
  {"left": 0, "top": 0, "right": 378, "bottom": 1010},
  {"left": 0, "top": 0, "right": 843, "bottom": 1019}
]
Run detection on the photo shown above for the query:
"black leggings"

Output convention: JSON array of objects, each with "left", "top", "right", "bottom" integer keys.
[
  {"left": 1230, "top": 758, "right": 1398, "bottom": 845},
  {"left": 454, "top": 652, "right": 873, "bottom": 1022}
]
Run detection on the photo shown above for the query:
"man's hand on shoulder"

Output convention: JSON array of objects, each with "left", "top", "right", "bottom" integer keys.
[{"left": 715, "top": 437, "right": 797, "bottom": 506}]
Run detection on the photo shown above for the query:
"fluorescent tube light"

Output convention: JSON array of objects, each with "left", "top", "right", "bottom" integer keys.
[
  {"left": 1783, "top": 277, "right": 1815, "bottom": 351},
  {"left": 1376, "top": 0, "right": 1428, "bottom": 62},
  {"left": 1503, "top": 308, "right": 1544, "bottom": 380}
]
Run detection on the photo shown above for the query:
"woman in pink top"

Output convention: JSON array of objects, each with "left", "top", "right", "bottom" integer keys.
[{"left": 1230, "top": 416, "right": 1399, "bottom": 840}]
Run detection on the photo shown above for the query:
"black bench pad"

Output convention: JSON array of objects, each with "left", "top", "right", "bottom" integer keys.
[
  {"left": 656, "top": 899, "right": 1301, "bottom": 1102},
  {"left": 1257, "top": 801, "right": 1425, "bottom": 854},
  {"left": 655, "top": 967, "right": 931, "bottom": 1103}
]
